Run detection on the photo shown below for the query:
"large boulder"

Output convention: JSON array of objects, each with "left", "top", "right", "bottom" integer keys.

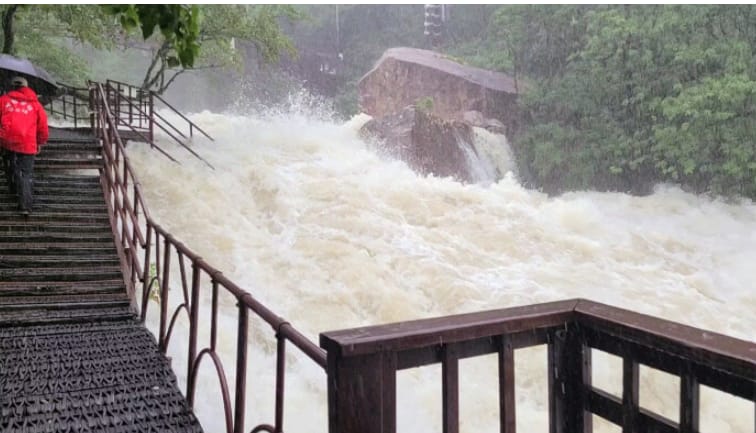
[
  {"left": 358, "top": 47, "right": 519, "bottom": 134},
  {"left": 361, "top": 105, "right": 478, "bottom": 183}
]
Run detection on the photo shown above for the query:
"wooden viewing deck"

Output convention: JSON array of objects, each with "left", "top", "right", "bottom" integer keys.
[{"left": 0, "top": 127, "right": 203, "bottom": 432}]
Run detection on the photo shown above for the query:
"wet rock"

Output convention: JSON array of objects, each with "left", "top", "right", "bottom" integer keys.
[
  {"left": 360, "top": 105, "right": 477, "bottom": 182},
  {"left": 462, "top": 110, "right": 507, "bottom": 135}
]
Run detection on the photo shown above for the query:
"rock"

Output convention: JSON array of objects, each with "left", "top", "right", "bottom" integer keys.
[
  {"left": 358, "top": 47, "right": 519, "bottom": 133},
  {"left": 462, "top": 111, "right": 507, "bottom": 135},
  {"left": 360, "top": 106, "right": 478, "bottom": 183}
]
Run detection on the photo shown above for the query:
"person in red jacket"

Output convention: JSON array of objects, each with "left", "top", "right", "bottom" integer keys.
[{"left": 0, "top": 76, "right": 49, "bottom": 216}]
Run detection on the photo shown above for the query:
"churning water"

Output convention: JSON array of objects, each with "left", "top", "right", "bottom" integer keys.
[{"left": 127, "top": 105, "right": 754, "bottom": 433}]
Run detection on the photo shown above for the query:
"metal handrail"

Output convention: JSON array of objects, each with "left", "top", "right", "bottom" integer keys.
[
  {"left": 106, "top": 79, "right": 214, "bottom": 142},
  {"left": 91, "top": 82, "right": 326, "bottom": 433},
  {"left": 44, "top": 83, "right": 91, "bottom": 129},
  {"left": 103, "top": 83, "right": 214, "bottom": 169},
  {"left": 153, "top": 91, "right": 215, "bottom": 142}
]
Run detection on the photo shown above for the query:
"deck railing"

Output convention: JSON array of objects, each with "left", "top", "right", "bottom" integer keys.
[
  {"left": 91, "top": 81, "right": 326, "bottom": 433},
  {"left": 321, "top": 299, "right": 755, "bottom": 433}
]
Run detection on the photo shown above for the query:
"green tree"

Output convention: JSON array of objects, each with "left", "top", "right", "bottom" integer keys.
[
  {"left": 1, "top": 5, "right": 118, "bottom": 85},
  {"left": 107, "top": 4, "right": 301, "bottom": 94},
  {"left": 500, "top": 5, "right": 756, "bottom": 198}
]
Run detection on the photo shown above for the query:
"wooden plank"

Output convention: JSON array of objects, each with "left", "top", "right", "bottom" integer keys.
[
  {"left": 575, "top": 300, "right": 756, "bottom": 380},
  {"left": 321, "top": 299, "right": 579, "bottom": 357}
]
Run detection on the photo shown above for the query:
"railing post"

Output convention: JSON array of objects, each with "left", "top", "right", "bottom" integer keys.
[
  {"left": 322, "top": 344, "right": 397, "bottom": 433},
  {"left": 621, "top": 357, "right": 639, "bottom": 433},
  {"left": 140, "top": 226, "right": 153, "bottom": 322},
  {"left": 158, "top": 238, "right": 171, "bottom": 352},
  {"left": 679, "top": 365, "right": 699, "bottom": 433},
  {"left": 233, "top": 299, "right": 249, "bottom": 433},
  {"left": 499, "top": 336, "right": 516, "bottom": 433},
  {"left": 548, "top": 324, "right": 592, "bottom": 433},
  {"left": 149, "top": 91, "right": 155, "bottom": 143},
  {"left": 186, "top": 258, "right": 202, "bottom": 407}
]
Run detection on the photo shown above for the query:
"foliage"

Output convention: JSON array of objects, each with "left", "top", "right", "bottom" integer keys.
[
  {"left": 104, "top": 5, "right": 200, "bottom": 68},
  {"left": 103, "top": 5, "right": 301, "bottom": 94},
  {"left": 501, "top": 5, "right": 756, "bottom": 198},
  {"left": 0, "top": 5, "right": 118, "bottom": 85}
]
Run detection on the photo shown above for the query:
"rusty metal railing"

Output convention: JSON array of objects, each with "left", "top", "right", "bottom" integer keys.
[
  {"left": 106, "top": 79, "right": 214, "bottom": 143},
  {"left": 320, "top": 298, "right": 755, "bottom": 433},
  {"left": 44, "top": 83, "right": 92, "bottom": 129},
  {"left": 91, "top": 81, "right": 326, "bottom": 433}
]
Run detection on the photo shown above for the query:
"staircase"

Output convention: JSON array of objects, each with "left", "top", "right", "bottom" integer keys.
[{"left": 0, "top": 127, "right": 203, "bottom": 432}]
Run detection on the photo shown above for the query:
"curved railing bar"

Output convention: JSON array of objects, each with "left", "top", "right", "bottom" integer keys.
[
  {"left": 190, "top": 348, "right": 234, "bottom": 433},
  {"left": 177, "top": 250, "right": 190, "bottom": 306},
  {"left": 148, "top": 223, "right": 329, "bottom": 367},
  {"left": 250, "top": 425, "right": 275, "bottom": 433},
  {"left": 164, "top": 303, "right": 190, "bottom": 351},
  {"left": 141, "top": 274, "right": 159, "bottom": 322}
]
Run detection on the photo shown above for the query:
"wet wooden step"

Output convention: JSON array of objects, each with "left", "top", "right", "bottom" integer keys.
[
  {"left": 0, "top": 255, "right": 119, "bottom": 269},
  {"left": 0, "top": 266, "right": 124, "bottom": 282},
  {"left": 0, "top": 211, "right": 110, "bottom": 223},
  {"left": 0, "top": 231, "right": 114, "bottom": 243},
  {"left": 0, "top": 305, "right": 136, "bottom": 326},
  {"left": 0, "top": 242, "right": 116, "bottom": 255},
  {"left": 0, "top": 293, "right": 130, "bottom": 308},
  {"left": 0, "top": 194, "right": 105, "bottom": 205},
  {"left": 0, "top": 202, "right": 107, "bottom": 212},
  {"left": 0, "top": 220, "right": 111, "bottom": 232},
  {"left": 0, "top": 279, "right": 126, "bottom": 294}
]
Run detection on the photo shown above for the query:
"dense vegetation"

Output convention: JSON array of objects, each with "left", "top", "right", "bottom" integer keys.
[
  {"left": 0, "top": 5, "right": 752, "bottom": 198},
  {"left": 492, "top": 5, "right": 755, "bottom": 198}
]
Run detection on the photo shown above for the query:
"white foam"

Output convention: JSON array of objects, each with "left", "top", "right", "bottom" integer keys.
[{"left": 129, "top": 108, "right": 755, "bottom": 433}]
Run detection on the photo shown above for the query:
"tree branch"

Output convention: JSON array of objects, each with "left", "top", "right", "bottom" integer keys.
[{"left": 2, "top": 5, "right": 19, "bottom": 55}]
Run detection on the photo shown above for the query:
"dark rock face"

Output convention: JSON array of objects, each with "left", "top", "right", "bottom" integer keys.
[
  {"left": 358, "top": 47, "right": 519, "bottom": 135},
  {"left": 361, "top": 106, "right": 477, "bottom": 183}
]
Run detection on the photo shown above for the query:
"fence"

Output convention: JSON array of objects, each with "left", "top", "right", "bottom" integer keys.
[{"left": 321, "top": 299, "right": 755, "bottom": 433}]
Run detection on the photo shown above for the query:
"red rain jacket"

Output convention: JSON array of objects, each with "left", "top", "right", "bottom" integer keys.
[{"left": 0, "top": 87, "right": 49, "bottom": 155}]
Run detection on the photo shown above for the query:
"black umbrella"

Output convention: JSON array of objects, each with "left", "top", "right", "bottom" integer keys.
[{"left": 0, "top": 54, "right": 60, "bottom": 102}]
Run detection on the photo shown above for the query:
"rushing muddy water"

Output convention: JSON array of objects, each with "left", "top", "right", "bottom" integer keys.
[{"left": 127, "top": 107, "right": 754, "bottom": 433}]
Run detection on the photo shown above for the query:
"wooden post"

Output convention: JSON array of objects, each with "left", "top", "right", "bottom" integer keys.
[
  {"left": 324, "top": 348, "right": 397, "bottom": 433},
  {"left": 549, "top": 325, "right": 592, "bottom": 433},
  {"left": 499, "top": 336, "right": 516, "bottom": 433},
  {"left": 621, "top": 358, "right": 639, "bottom": 433}
]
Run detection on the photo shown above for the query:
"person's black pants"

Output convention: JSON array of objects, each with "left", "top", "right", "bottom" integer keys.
[{"left": 2, "top": 150, "right": 35, "bottom": 212}]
